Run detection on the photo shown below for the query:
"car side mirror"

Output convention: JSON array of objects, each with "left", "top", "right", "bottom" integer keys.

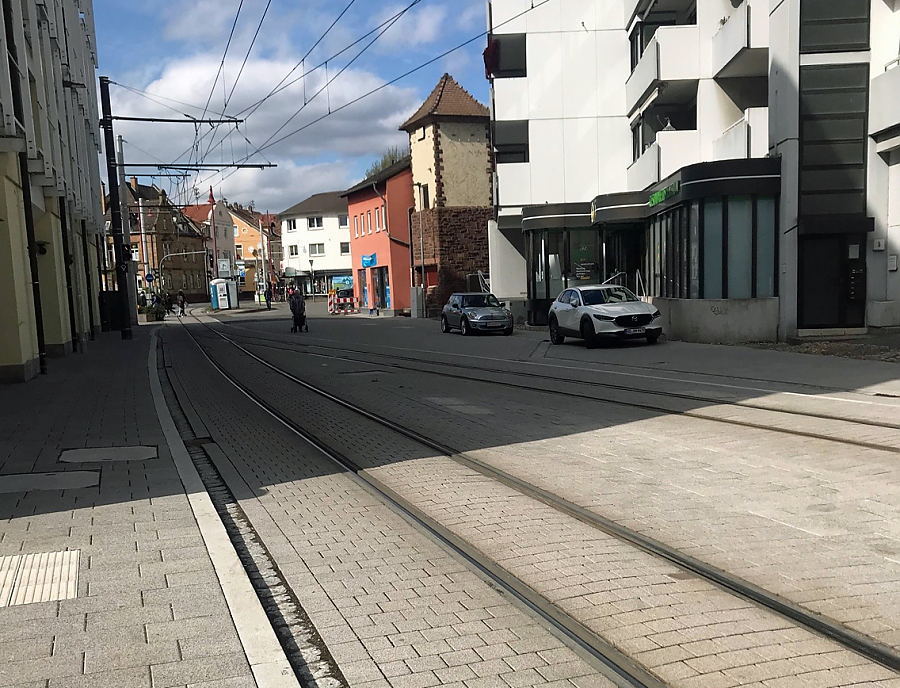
[
  {"left": 500, "top": 302, "right": 506, "bottom": 308},
  {"left": 569, "top": 299, "right": 579, "bottom": 307},
  {"left": 452, "top": 303, "right": 460, "bottom": 309}
]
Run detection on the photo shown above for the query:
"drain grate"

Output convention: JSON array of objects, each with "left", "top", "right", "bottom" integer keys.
[{"left": 0, "top": 550, "right": 79, "bottom": 607}]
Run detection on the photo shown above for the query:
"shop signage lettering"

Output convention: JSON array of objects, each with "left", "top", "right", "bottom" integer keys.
[
  {"left": 648, "top": 181, "right": 681, "bottom": 208},
  {"left": 361, "top": 253, "right": 377, "bottom": 268}
]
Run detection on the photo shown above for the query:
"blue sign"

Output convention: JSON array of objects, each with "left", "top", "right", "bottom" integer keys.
[
  {"left": 145, "top": 274, "right": 154, "bottom": 282},
  {"left": 361, "top": 253, "right": 377, "bottom": 268}
]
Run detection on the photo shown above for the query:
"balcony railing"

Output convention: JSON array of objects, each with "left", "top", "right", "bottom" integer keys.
[
  {"left": 870, "top": 64, "right": 900, "bottom": 138},
  {"left": 712, "top": 2, "right": 769, "bottom": 78},
  {"left": 626, "top": 25, "right": 700, "bottom": 115},
  {"left": 628, "top": 130, "right": 701, "bottom": 192}
]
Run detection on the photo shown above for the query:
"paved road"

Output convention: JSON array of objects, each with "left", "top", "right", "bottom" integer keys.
[{"left": 163, "top": 310, "right": 900, "bottom": 687}]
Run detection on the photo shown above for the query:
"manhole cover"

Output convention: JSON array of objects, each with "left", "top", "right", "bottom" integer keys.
[
  {"left": 0, "top": 472, "right": 99, "bottom": 493},
  {"left": 59, "top": 446, "right": 158, "bottom": 463},
  {"left": 0, "top": 550, "right": 79, "bottom": 607}
]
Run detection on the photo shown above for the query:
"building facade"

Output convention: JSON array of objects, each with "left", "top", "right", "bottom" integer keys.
[
  {"left": 344, "top": 158, "right": 415, "bottom": 315},
  {"left": 0, "top": 0, "right": 105, "bottom": 382},
  {"left": 487, "top": 0, "right": 900, "bottom": 340},
  {"left": 112, "top": 179, "right": 207, "bottom": 301},
  {"left": 229, "top": 204, "right": 277, "bottom": 298},
  {"left": 184, "top": 190, "right": 236, "bottom": 282},
  {"left": 401, "top": 74, "right": 493, "bottom": 315},
  {"left": 278, "top": 191, "right": 351, "bottom": 295}
]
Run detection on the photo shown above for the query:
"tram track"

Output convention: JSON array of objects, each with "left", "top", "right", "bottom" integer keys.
[
  {"left": 183, "top": 316, "right": 900, "bottom": 677},
  {"left": 215, "top": 326, "right": 900, "bottom": 457}
]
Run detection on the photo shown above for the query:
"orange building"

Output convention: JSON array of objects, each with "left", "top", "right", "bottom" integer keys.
[{"left": 343, "top": 158, "right": 415, "bottom": 315}]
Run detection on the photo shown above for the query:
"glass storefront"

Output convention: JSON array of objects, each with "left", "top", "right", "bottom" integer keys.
[
  {"left": 527, "top": 227, "right": 603, "bottom": 301},
  {"left": 643, "top": 195, "right": 778, "bottom": 300}
]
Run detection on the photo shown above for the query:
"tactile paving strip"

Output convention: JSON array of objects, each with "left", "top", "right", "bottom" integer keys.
[{"left": 0, "top": 550, "right": 79, "bottom": 607}]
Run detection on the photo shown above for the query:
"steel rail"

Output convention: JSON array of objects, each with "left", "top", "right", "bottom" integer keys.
[{"left": 188, "top": 318, "right": 900, "bottom": 674}]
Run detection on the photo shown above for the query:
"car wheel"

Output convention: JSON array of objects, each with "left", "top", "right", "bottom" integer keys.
[
  {"left": 581, "top": 319, "right": 597, "bottom": 349},
  {"left": 646, "top": 332, "right": 659, "bottom": 345},
  {"left": 549, "top": 317, "right": 564, "bottom": 345},
  {"left": 441, "top": 316, "right": 451, "bottom": 333},
  {"left": 460, "top": 318, "right": 471, "bottom": 336},
  {"left": 502, "top": 326, "right": 513, "bottom": 336}
]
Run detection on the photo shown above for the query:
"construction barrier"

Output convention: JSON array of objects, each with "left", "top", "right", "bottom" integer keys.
[{"left": 328, "top": 294, "right": 359, "bottom": 314}]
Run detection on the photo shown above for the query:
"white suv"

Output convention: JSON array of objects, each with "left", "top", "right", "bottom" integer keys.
[{"left": 548, "top": 285, "right": 662, "bottom": 348}]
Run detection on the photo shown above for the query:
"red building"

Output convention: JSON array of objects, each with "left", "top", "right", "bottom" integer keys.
[{"left": 343, "top": 157, "right": 415, "bottom": 315}]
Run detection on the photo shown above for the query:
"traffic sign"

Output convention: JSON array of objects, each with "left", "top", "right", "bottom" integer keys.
[{"left": 145, "top": 274, "right": 154, "bottom": 282}]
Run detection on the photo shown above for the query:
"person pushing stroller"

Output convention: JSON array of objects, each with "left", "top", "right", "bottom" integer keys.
[{"left": 289, "top": 289, "right": 308, "bottom": 333}]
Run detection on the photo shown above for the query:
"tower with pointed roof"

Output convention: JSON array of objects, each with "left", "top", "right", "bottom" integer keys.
[{"left": 400, "top": 74, "right": 493, "bottom": 313}]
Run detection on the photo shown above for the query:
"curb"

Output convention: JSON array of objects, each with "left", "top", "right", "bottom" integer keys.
[{"left": 148, "top": 331, "right": 299, "bottom": 688}]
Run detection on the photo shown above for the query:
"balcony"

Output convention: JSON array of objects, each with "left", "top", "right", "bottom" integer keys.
[
  {"left": 712, "top": 108, "right": 769, "bottom": 160},
  {"left": 626, "top": 0, "right": 697, "bottom": 28},
  {"left": 870, "top": 61, "right": 900, "bottom": 150},
  {"left": 627, "top": 130, "right": 700, "bottom": 191},
  {"left": 626, "top": 25, "right": 700, "bottom": 116},
  {"left": 712, "top": 2, "right": 769, "bottom": 79}
]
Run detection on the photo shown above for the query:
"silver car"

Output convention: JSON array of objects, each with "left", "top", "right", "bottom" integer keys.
[
  {"left": 548, "top": 285, "right": 662, "bottom": 348},
  {"left": 441, "top": 292, "right": 514, "bottom": 336}
]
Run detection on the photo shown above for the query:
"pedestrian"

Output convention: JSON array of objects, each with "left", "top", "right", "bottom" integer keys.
[
  {"left": 164, "top": 292, "right": 174, "bottom": 315},
  {"left": 289, "top": 289, "right": 307, "bottom": 333},
  {"left": 264, "top": 284, "right": 272, "bottom": 310},
  {"left": 177, "top": 290, "right": 186, "bottom": 317}
]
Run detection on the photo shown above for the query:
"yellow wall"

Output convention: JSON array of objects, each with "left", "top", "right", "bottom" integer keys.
[
  {"left": 410, "top": 124, "right": 437, "bottom": 211},
  {"left": 35, "top": 194, "right": 72, "bottom": 354},
  {"left": 439, "top": 122, "right": 491, "bottom": 208},
  {"left": 0, "top": 153, "right": 39, "bottom": 380}
]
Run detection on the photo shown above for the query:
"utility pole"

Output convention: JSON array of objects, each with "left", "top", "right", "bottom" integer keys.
[
  {"left": 98, "top": 76, "right": 132, "bottom": 340},
  {"left": 117, "top": 134, "right": 137, "bottom": 325},
  {"left": 209, "top": 187, "right": 218, "bottom": 280}
]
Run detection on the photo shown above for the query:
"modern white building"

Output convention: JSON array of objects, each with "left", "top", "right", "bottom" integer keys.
[
  {"left": 487, "top": 0, "right": 900, "bottom": 341},
  {"left": 278, "top": 191, "right": 351, "bottom": 294}
]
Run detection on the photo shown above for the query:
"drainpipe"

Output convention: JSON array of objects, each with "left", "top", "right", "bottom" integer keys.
[
  {"left": 408, "top": 206, "right": 415, "bottom": 288},
  {"left": 19, "top": 152, "right": 47, "bottom": 374},
  {"left": 80, "top": 220, "right": 96, "bottom": 340},
  {"left": 58, "top": 197, "right": 79, "bottom": 352}
]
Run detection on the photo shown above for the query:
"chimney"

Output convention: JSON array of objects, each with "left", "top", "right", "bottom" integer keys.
[
  {"left": 130, "top": 176, "right": 139, "bottom": 192},
  {"left": 100, "top": 181, "right": 106, "bottom": 213}
]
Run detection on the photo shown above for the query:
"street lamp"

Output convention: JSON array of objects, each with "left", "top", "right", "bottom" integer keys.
[{"left": 309, "top": 258, "right": 315, "bottom": 302}]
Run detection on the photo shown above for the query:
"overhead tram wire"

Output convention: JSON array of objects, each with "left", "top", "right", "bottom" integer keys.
[
  {"left": 198, "top": 0, "right": 274, "bottom": 171},
  {"left": 180, "top": 3, "right": 418, "bottom": 167},
  {"left": 195, "top": 0, "right": 556, "bottom": 194},
  {"left": 193, "top": 0, "right": 427, "bottom": 191}
]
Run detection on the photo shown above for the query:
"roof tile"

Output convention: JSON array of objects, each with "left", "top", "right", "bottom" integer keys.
[{"left": 400, "top": 74, "right": 488, "bottom": 131}]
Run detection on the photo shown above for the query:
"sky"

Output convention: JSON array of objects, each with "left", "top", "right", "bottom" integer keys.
[{"left": 92, "top": 0, "right": 489, "bottom": 214}]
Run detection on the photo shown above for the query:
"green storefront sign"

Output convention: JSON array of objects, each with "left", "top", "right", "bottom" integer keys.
[{"left": 648, "top": 181, "right": 681, "bottom": 208}]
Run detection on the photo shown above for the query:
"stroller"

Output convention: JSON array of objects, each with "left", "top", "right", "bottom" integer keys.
[{"left": 289, "top": 292, "right": 308, "bottom": 333}]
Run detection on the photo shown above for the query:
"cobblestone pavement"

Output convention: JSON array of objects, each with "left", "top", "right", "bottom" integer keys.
[
  {"left": 172, "top": 322, "right": 900, "bottom": 688},
  {"left": 162, "top": 326, "right": 616, "bottom": 688},
  {"left": 0, "top": 327, "right": 258, "bottom": 688},
  {"left": 207, "top": 315, "right": 900, "bottom": 656}
]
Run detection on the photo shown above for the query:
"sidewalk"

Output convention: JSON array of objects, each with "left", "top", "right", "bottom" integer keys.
[{"left": 0, "top": 325, "right": 282, "bottom": 688}]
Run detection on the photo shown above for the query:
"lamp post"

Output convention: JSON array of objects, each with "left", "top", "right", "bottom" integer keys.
[{"left": 309, "top": 258, "right": 315, "bottom": 302}]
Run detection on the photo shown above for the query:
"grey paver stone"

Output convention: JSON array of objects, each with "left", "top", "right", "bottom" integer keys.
[{"left": 149, "top": 654, "right": 251, "bottom": 687}]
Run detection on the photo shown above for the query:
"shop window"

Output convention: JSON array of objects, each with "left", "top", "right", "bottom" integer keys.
[
  {"left": 531, "top": 231, "right": 546, "bottom": 300},
  {"left": 689, "top": 202, "right": 700, "bottom": 299},
  {"left": 756, "top": 197, "right": 777, "bottom": 298},
  {"left": 547, "top": 232, "right": 565, "bottom": 299},
  {"left": 494, "top": 120, "right": 529, "bottom": 164},
  {"left": 569, "top": 229, "right": 600, "bottom": 285},
  {"left": 703, "top": 199, "right": 724, "bottom": 299},
  {"left": 727, "top": 197, "right": 753, "bottom": 299}
]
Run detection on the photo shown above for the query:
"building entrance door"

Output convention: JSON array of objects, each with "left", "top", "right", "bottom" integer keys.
[
  {"left": 373, "top": 267, "right": 390, "bottom": 310},
  {"left": 798, "top": 234, "right": 866, "bottom": 329}
]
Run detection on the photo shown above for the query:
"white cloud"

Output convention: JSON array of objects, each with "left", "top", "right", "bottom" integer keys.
[
  {"left": 374, "top": 3, "right": 450, "bottom": 50},
  {"left": 109, "top": 52, "right": 421, "bottom": 210}
]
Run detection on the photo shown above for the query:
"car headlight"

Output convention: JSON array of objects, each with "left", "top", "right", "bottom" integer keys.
[
  {"left": 465, "top": 310, "right": 480, "bottom": 320},
  {"left": 593, "top": 314, "right": 615, "bottom": 322},
  {"left": 651, "top": 310, "right": 661, "bottom": 320}
]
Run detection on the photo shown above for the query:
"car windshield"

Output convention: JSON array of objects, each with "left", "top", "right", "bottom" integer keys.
[
  {"left": 461, "top": 294, "right": 501, "bottom": 308},
  {"left": 582, "top": 287, "right": 639, "bottom": 306}
]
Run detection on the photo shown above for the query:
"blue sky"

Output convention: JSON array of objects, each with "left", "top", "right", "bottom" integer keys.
[{"left": 92, "top": 0, "right": 489, "bottom": 213}]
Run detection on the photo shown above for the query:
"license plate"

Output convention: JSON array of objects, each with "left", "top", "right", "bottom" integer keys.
[
  {"left": 487, "top": 322, "right": 503, "bottom": 328},
  {"left": 625, "top": 327, "right": 646, "bottom": 335}
]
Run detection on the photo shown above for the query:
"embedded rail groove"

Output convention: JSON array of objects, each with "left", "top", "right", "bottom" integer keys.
[
  {"left": 191, "top": 318, "right": 900, "bottom": 674},
  {"left": 222, "top": 328, "right": 900, "bottom": 454},
  {"left": 182, "top": 320, "right": 670, "bottom": 688}
]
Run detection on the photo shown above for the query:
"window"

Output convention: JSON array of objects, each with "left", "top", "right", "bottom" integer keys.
[
  {"left": 339, "top": 214, "right": 349, "bottom": 228},
  {"left": 493, "top": 120, "right": 529, "bottom": 163},
  {"left": 235, "top": 245, "right": 243, "bottom": 260},
  {"left": 287, "top": 219, "right": 296, "bottom": 231},
  {"left": 727, "top": 197, "right": 753, "bottom": 299},
  {"left": 233, "top": 225, "right": 238, "bottom": 237},
  {"left": 420, "top": 185, "right": 430, "bottom": 210},
  {"left": 354, "top": 215, "right": 359, "bottom": 238},
  {"left": 289, "top": 245, "right": 299, "bottom": 257},
  {"left": 367, "top": 211, "right": 372, "bottom": 234},
  {"left": 756, "top": 198, "right": 777, "bottom": 298},
  {"left": 310, "top": 243, "right": 325, "bottom": 257},
  {"left": 340, "top": 242, "right": 350, "bottom": 255},
  {"left": 703, "top": 200, "right": 724, "bottom": 299},
  {"left": 375, "top": 208, "right": 381, "bottom": 231},
  {"left": 130, "top": 243, "right": 140, "bottom": 261},
  {"left": 485, "top": 34, "right": 527, "bottom": 78},
  {"left": 308, "top": 216, "right": 323, "bottom": 229}
]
